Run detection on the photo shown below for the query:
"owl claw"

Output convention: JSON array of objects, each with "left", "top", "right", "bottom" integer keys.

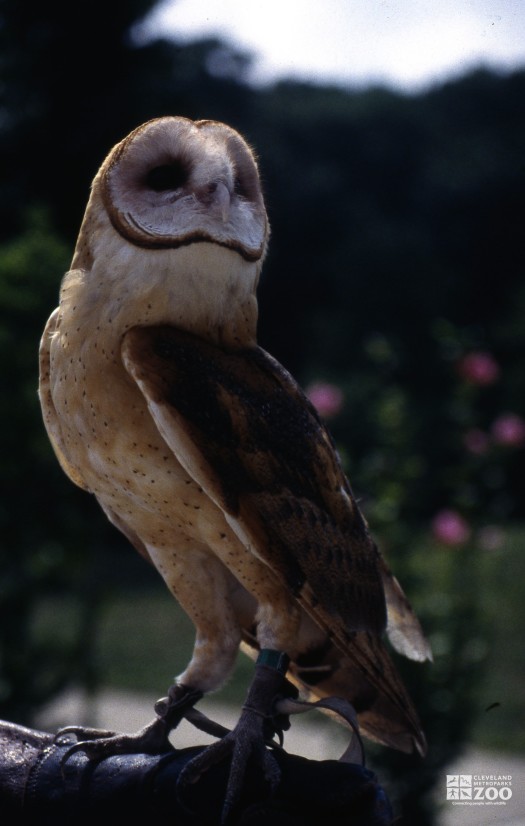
[
  {"left": 56, "top": 684, "right": 202, "bottom": 764},
  {"left": 178, "top": 707, "right": 282, "bottom": 824},
  {"left": 57, "top": 718, "right": 172, "bottom": 765},
  {"left": 178, "top": 650, "right": 292, "bottom": 823}
]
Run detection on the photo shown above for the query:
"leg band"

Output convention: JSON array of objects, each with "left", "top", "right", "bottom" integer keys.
[{"left": 256, "top": 649, "right": 290, "bottom": 675}]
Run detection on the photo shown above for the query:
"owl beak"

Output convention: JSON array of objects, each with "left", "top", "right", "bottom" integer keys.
[{"left": 213, "top": 181, "right": 231, "bottom": 223}]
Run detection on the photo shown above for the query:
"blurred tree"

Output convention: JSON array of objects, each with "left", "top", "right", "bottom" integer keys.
[
  {"left": 0, "top": 0, "right": 256, "bottom": 241},
  {"left": 0, "top": 209, "right": 95, "bottom": 719},
  {"left": 254, "top": 70, "right": 525, "bottom": 393},
  {"left": 304, "top": 328, "right": 507, "bottom": 822}
]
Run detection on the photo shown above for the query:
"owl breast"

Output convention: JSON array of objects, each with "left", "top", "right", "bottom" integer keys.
[{"left": 48, "top": 320, "right": 229, "bottom": 552}]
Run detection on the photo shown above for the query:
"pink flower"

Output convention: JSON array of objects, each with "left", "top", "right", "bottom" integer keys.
[
  {"left": 305, "top": 382, "right": 344, "bottom": 419},
  {"left": 431, "top": 509, "right": 471, "bottom": 546},
  {"left": 491, "top": 413, "right": 525, "bottom": 447},
  {"left": 457, "top": 351, "right": 500, "bottom": 386},
  {"left": 464, "top": 428, "right": 490, "bottom": 455}
]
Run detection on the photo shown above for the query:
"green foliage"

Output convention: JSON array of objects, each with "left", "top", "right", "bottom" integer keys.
[
  {"left": 0, "top": 209, "right": 116, "bottom": 719},
  {"left": 470, "top": 529, "right": 525, "bottom": 754},
  {"left": 302, "top": 320, "right": 525, "bottom": 822},
  {"left": 0, "top": 209, "right": 68, "bottom": 716}
]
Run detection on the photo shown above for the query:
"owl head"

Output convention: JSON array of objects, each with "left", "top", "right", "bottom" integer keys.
[{"left": 94, "top": 117, "right": 269, "bottom": 263}]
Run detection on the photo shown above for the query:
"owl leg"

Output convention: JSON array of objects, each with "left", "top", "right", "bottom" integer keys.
[
  {"left": 58, "top": 548, "right": 243, "bottom": 763},
  {"left": 178, "top": 649, "right": 295, "bottom": 823}
]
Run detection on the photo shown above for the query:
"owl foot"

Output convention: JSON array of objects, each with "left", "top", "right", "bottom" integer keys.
[
  {"left": 178, "top": 649, "right": 293, "bottom": 823},
  {"left": 56, "top": 684, "right": 203, "bottom": 763}
]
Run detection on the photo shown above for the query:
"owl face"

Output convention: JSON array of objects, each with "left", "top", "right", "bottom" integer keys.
[{"left": 97, "top": 117, "right": 268, "bottom": 263}]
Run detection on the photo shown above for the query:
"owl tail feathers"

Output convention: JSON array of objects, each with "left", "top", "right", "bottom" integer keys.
[
  {"left": 288, "top": 632, "right": 428, "bottom": 758},
  {"left": 379, "top": 557, "right": 433, "bottom": 664}
]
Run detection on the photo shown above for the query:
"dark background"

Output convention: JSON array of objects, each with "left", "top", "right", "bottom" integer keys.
[{"left": 1, "top": 2, "right": 524, "bottom": 823}]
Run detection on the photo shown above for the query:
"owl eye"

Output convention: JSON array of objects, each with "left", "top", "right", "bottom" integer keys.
[{"left": 146, "top": 160, "right": 188, "bottom": 192}]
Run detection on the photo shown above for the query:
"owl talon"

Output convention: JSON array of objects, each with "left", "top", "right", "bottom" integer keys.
[
  {"left": 178, "top": 650, "right": 290, "bottom": 823},
  {"left": 58, "top": 683, "right": 202, "bottom": 764},
  {"left": 59, "top": 718, "right": 173, "bottom": 765},
  {"left": 54, "top": 725, "right": 119, "bottom": 744},
  {"left": 178, "top": 708, "right": 281, "bottom": 824}
]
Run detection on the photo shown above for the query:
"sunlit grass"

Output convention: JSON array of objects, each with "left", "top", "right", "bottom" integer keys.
[{"left": 94, "top": 586, "right": 256, "bottom": 706}]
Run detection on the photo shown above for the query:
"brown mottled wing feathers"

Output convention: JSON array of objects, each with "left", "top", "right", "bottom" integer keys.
[
  {"left": 122, "top": 325, "right": 428, "bottom": 754},
  {"left": 122, "top": 325, "right": 386, "bottom": 635}
]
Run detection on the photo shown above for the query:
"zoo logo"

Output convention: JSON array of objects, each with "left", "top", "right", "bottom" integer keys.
[{"left": 446, "top": 774, "right": 513, "bottom": 803}]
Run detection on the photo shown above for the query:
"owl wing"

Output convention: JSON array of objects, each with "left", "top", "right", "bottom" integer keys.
[
  {"left": 122, "top": 325, "right": 430, "bottom": 650},
  {"left": 122, "top": 324, "right": 387, "bottom": 634},
  {"left": 38, "top": 308, "right": 90, "bottom": 492},
  {"left": 121, "top": 325, "right": 430, "bottom": 754}
]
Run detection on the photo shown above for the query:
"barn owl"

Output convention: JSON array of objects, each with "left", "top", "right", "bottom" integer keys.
[{"left": 39, "top": 116, "right": 431, "bottom": 815}]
